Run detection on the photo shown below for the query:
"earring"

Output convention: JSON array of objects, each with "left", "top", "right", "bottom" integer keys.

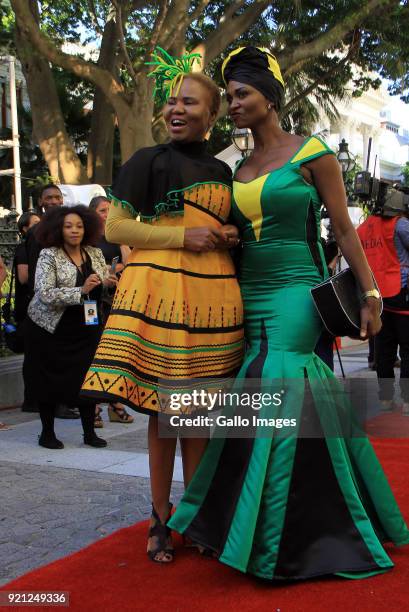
[{"left": 267, "top": 103, "right": 272, "bottom": 110}]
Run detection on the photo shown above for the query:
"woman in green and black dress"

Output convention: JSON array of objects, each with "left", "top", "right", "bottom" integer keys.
[{"left": 169, "top": 47, "right": 409, "bottom": 580}]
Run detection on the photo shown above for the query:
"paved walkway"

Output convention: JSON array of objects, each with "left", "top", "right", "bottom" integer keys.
[
  {"left": 0, "top": 341, "right": 380, "bottom": 586},
  {"left": 0, "top": 412, "right": 184, "bottom": 480},
  {"left": 0, "top": 408, "right": 185, "bottom": 586},
  {"left": 333, "top": 340, "right": 374, "bottom": 378}
]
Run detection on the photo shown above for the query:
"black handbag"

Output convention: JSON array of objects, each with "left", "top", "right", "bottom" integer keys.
[
  {"left": 1, "top": 260, "right": 24, "bottom": 354},
  {"left": 310, "top": 268, "right": 382, "bottom": 338}
]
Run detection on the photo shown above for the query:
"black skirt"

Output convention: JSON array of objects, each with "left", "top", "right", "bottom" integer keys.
[{"left": 24, "top": 303, "right": 102, "bottom": 405}]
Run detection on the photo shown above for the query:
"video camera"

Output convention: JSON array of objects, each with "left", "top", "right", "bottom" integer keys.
[{"left": 353, "top": 137, "right": 409, "bottom": 216}]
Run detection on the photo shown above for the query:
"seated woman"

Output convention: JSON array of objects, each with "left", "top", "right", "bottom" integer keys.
[{"left": 25, "top": 205, "right": 117, "bottom": 449}]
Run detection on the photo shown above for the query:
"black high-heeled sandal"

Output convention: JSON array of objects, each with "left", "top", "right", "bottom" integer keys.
[
  {"left": 147, "top": 503, "right": 174, "bottom": 563},
  {"left": 183, "top": 535, "right": 217, "bottom": 558}
]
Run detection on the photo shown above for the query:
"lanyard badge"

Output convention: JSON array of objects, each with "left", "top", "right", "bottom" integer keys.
[{"left": 84, "top": 300, "right": 99, "bottom": 325}]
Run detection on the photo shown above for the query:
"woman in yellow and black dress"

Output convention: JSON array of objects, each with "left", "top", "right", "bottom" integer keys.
[{"left": 82, "top": 62, "right": 244, "bottom": 562}]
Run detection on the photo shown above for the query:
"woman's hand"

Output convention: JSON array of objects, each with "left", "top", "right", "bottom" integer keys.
[
  {"left": 220, "top": 224, "right": 240, "bottom": 249},
  {"left": 114, "top": 262, "right": 125, "bottom": 274},
  {"left": 81, "top": 273, "right": 102, "bottom": 294},
  {"left": 184, "top": 227, "right": 227, "bottom": 252},
  {"left": 359, "top": 297, "right": 382, "bottom": 339},
  {"left": 103, "top": 273, "right": 118, "bottom": 289}
]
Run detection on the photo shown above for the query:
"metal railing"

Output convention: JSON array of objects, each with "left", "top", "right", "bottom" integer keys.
[
  {"left": 0, "top": 199, "right": 19, "bottom": 266},
  {"left": 0, "top": 55, "right": 22, "bottom": 214}
]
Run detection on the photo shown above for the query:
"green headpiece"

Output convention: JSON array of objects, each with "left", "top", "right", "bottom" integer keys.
[{"left": 146, "top": 46, "right": 202, "bottom": 105}]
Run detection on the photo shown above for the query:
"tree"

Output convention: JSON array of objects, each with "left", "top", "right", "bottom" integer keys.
[
  {"left": 8, "top": 0, "right": 409, "bottom": 184},
  {"left": 2, "top": 0, "right": 116, "bottom": 185},
  {"left": 402, "top": 162, "right": 409, "bottom": 188},
  {"left": 86, "top": 11, "right": 118, "bottom": 185},
  {"left": 10, "top": 1, "right": 88, "bottom": 183}
]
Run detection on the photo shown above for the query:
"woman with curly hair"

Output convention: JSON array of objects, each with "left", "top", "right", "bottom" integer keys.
[{"left": 25, "top": 205, "right": 117, "bottom": 449}]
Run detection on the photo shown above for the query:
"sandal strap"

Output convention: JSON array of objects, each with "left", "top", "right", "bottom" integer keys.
[
  {"left": 110, "top": 403, "right": 126, "bottom": 413},
  {"left": 148, "top": 521, "right": 170, "bottom": 539},
  {"left": 151, "top": 502, "right": 173, "bottom": 524},
  {"left": 147, "top": 502, "right": 175, "bottom": 561},
  {"left": 109, "top": 404, "right": 133, "bottom": 420}
]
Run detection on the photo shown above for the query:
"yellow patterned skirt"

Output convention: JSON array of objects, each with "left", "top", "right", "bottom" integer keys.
[{"left": 82, "top": 215, "right": 244, "bottom": 415}]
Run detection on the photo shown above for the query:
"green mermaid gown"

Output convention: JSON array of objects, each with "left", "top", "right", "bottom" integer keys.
[{"left": 168, "top": 136, "right": 409, "bottom": 580}]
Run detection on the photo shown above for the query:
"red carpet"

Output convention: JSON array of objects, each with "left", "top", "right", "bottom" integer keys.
[
  {"left": 2, "top": 439, "right": 409, "bottom": 612},
  {"left": 366, "top": 409, "right": 409, "bottom": 438}
]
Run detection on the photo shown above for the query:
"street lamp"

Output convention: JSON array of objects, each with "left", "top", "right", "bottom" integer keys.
[
  {"left": 337, "top": 138, "right": 356, "bottom": 176},
  {"left": 337, "top": 138, "right": 357, "bottom": 205},
  {"left": 231, "top": 127, "right": 254, "bottom": 157}
]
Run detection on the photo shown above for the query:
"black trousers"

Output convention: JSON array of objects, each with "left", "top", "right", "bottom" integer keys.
[
  {"left": 21, "top": 318, "right": 38, "bottom": 409},
  {"left": 376, "top": 309, "right": 409, "bottom": 401},
  {"left": 39, "top": 399, "right": 95, "bottom": 437},
  {"left": 368, "top": 336, "right": 376, "bottom": 364}
]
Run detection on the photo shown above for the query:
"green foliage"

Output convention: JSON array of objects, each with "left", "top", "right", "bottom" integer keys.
[
  {"left": 33, "top": 0, "right": 409, "bottom": 111},
  {"left": 0, "top": 0, "right": 14, "bottom": 51},
  {"left": 38, "top": 0, "right": 108, "bottom": 45},
  {"left": 207, "top": 115, "right": 233, "bottom": 156},
  {"left": 345, "top": 159, "right": 373, "bottom": 217},
  {"left": 402, "top": 162, "right": 409, "bottom": 187},
  {"left": 358, "top": 2, "right": 409, "bottom": 102},
  {"left": 0, "top": 345, "right": 13, "bottom": 357},
  {"left": 185, "top": 1, "right": 409, "bottom": 136},
  {"left": 0, "top": 269, "right": 16, "bottom": 357},
  {"left": 7, "top": 0, "right": 409, "bottom": 175},
  {"left": 345, "top": 158, "right": 362, "bottom": 190},
  {"left": 26, "top": 173, "right": 56, "bottom": 189}
]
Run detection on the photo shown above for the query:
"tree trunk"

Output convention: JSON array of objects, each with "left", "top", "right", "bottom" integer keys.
[
  {"left": 117, "top": 85, "right": 156, "bottom": 162},
  {"left": 87, "top": 18, "right": 117, "bottom": 185},
  {"left": 14, "top": 3, "right": 87, "bottom": 184}
]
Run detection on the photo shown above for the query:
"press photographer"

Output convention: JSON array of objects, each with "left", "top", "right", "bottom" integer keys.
[{"left": 356, "top": 169, "right": 409, "bottom": 414}]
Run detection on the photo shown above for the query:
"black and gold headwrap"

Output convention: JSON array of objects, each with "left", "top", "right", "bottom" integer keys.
[{"left": 221, "top": 46, "right": 285, "bottom": 110}]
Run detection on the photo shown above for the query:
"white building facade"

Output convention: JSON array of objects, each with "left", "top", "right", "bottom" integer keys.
[{"left": 319, "top": 85, "right": 409, "bottom": 183}]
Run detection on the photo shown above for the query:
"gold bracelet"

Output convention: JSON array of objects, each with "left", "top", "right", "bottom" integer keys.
[{"left": 361, "top": 289, "right": 381, "bottom": 300}]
